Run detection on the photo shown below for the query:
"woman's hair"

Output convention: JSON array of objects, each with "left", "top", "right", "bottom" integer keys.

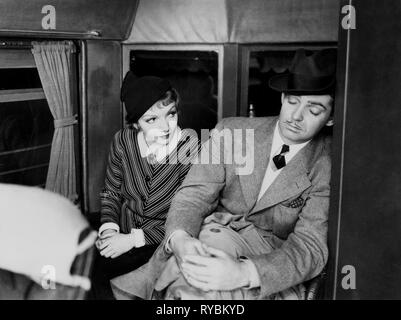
[{"left": 158, "top": 88, "right": 180, "bottom": 111}]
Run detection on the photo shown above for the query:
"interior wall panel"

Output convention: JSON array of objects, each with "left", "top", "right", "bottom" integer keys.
[{"left": 86, "top": 40, "right": 122, "bottom": 214}]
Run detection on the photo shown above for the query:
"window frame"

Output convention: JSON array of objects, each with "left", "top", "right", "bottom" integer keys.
[
  {"left": 239, "top": 43, "right": 338, "bottom": 117},
  {"left": 122, "top": 43, "right": 225, "bottom": 125},
  {"left": 0, "top": 43, "right": 82, "bottom": 196}
]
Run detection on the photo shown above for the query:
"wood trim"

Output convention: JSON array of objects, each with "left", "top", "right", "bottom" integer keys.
[
  {"left": 0, "top": 88, "right": 45, "bottom": 103},
  {"left": 221, "top": 44, "right": 240, "bottom": 118},
  {"left": 324, "top": 0, "right": 352, "bottom": 300},
  {"left": 0, "top": 163, "right": 48, "bottom": 176},
  {"left": 0, "top": 143, "right": 51, "bottom": 157},
  {"left": 0, "top": 49, "right": 36, "bottom": 69}
]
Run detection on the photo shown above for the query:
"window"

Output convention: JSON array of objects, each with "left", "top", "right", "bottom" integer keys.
[
  {"left": 240, "top": 45, "right": 337, "bottom": 118},
  {"left": 129, "top": 50, "right": 219, "bottom": 138},
  {"left": 0, "top": 44, "right": 53, "bottom": 187},
  {"left": 0, "top": 40, "right": 80, "bottom": 191}
]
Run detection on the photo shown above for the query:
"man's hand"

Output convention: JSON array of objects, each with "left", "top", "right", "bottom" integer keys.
[
  {"left": 99, "top": 233, "right": 135, "bottom": 259},
  {"left": 170, "top": 231, "right": 208, "bottom": 263},
  {"left": 180, "top": 246, "right": 250, "bottom": 291}
]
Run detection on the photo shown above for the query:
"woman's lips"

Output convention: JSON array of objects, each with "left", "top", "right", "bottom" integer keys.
[{"left": 155, "top": 134, "right": 170, "bottom": 142}]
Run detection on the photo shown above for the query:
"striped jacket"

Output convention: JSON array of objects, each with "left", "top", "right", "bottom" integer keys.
[{"left": 100, "top": 128, "right": 198, "bottom": 245}]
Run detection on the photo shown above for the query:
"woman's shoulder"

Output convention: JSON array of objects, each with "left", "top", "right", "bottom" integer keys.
[{"left": 113, "top": 127, "right": 138, "bottom": 143}]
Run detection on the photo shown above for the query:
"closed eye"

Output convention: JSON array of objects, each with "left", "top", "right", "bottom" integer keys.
[
  {"left": 287, "top": 96, "right": 299, "bottom": 105},
  {"left": 308, "top": 105, "right": 324, "bottom": 116}
]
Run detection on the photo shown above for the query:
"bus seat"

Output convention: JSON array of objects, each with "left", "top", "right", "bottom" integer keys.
[{"left": 0, "top": 228, "right": 95, "bottom": 300}]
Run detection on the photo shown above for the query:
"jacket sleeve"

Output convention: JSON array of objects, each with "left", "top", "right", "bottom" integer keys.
[
  {"left": 100, "top": 132, "right": 124, "bottom": 226},
  {"left": 250, "top": 152, "right": 331, "bottom": 298},
  {"left": 165, "top": 120, "right": 228, "bottom": 240}
]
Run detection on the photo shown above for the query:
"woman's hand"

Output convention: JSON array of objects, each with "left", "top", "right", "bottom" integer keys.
[
  {"left": 101, "top": 229, "right": 118, "bottom": 238},
  {"left": 99, "top": 233, "right": 136, "bottom": 259},
  {"left": 95, "top": 229, "right": 117, "bottom": 250}
]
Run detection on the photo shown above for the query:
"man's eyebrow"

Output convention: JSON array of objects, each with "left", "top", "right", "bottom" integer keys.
[{"left": 307, "top": 101, "right": 327, "bottom": 110}]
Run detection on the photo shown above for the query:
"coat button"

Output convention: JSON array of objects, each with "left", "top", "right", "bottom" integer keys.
[
  {"left": 145, "top": 175, "right": 151, "bottom": 182},
  {"left": 141, "top": 195, "right": 146, "bottom": 202}
]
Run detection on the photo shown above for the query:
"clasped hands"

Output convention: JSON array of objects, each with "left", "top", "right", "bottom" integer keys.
[
  {"left": 170, "top": 231, "right": 250, "bottom": 292},
  {"left": 95, "top": 229, "right": 135, "bottom": 259}
]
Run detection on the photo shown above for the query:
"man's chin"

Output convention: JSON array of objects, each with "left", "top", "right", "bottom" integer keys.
[{"left": 281, "top": 129, "right": 306, "bottom": 145}]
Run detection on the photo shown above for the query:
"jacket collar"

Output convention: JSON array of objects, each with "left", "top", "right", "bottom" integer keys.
[{"left": 239, "top": 117, "right": 321, "bottom": 213}]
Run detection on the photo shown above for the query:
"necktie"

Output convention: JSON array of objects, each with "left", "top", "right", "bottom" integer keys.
[{"left": 272, "top": 144, "right": 289, "bottom": 170}]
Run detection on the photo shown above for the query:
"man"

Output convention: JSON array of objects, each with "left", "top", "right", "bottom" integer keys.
[{"left": 110, "top": 48, "right": 336, "bottom": 300}]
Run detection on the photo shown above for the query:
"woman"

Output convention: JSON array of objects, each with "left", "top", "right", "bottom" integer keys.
[{"left": 91, "top": 72, "right": 198, "bottom": 299}]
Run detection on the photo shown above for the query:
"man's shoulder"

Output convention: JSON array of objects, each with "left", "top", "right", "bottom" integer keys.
[
  {"left": 308, "top": 134, "right": 332, "bottom": 174},
  {"left": 314, "top": 134, "right": 332, "bottom": 157},
  {"left": 217, "top": 116, "right": 277, "bottom": 130}
]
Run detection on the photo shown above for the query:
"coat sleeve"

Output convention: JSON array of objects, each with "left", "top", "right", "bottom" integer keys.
[
  {"left": 100, "top": 132, "right": 124, "bottom": 226},
  {"left": 250, "top": 152, "right": 331, "bottom": 298},
  {"left": 164, "top": 120, "right": 229, "bottom": 239}
]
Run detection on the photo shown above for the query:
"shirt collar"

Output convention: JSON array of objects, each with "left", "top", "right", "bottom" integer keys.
[{"left": 138, "top": 127, "right": 182, "bottom": 161}]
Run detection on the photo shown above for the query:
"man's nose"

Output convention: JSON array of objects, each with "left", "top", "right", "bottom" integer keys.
[{"left": 291, "top": 104, "right": 305, "bottom": 121}]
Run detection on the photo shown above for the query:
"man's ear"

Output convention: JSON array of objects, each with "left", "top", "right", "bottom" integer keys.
[
  {"left": 281, "top": 93, "right": 285, "bottom": 104},
  {"left": 325, "top": 118, "right": 334, "bottom": 127}
]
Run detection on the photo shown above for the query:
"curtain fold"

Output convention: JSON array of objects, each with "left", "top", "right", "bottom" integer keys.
[{"left": 31, "top": 41, "right": 77, "bottom": 202}]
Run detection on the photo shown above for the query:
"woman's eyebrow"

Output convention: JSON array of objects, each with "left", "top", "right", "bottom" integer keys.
[
  {"left": 166, "top": 105, "right": 177, "bottom": 113},
  {"left": 142, "top": 113, "right": 157, "bottom": 118}
]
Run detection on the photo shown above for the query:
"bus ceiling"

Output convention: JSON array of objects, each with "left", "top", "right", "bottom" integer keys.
[{"left": 0, "top": 0, "right": 339, "bottom": 43}]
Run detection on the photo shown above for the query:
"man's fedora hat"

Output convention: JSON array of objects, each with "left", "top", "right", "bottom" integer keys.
[{"left": 269, "top": 49, "right": 337, "bottom": 95}]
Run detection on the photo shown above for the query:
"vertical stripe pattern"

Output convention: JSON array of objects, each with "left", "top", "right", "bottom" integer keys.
[{"left": 100, "top": 128, "right": 198, "bottom": 245}]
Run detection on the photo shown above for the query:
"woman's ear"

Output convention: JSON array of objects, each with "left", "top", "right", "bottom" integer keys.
[{"left": 133, "top": 123, "right": 139, "bottom": 130}]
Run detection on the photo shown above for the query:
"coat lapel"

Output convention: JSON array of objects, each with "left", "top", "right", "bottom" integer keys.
[
  {"left": 250, "top": 139, "right": 316, "bottom": 214},
  {"left": 238, "top": 117, "right": 277, "bottom": 211}
]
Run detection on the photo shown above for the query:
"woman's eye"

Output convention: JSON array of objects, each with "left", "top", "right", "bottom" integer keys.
[
  {"left": 288, "top": 98, "right": 298, "bottom": 105},
  {"left": 146, "top": 118, "right": 155, "bottom": 123},
  {"left": 168, "top": 111, "right": 177, "bottom": 118}
]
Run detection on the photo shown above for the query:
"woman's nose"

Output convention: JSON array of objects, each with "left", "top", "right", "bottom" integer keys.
[{"left": 159, "top": 119, "right": 169, "bottom": 131}]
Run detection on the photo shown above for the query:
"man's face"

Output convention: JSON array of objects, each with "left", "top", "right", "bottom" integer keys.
[{"left": 278, "top": 93, "right": 334, "bottom": 145}]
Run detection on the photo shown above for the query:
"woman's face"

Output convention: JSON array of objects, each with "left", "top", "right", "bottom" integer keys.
[{"left": 137, "top": 100, "right": 178, "bottom": 146}]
